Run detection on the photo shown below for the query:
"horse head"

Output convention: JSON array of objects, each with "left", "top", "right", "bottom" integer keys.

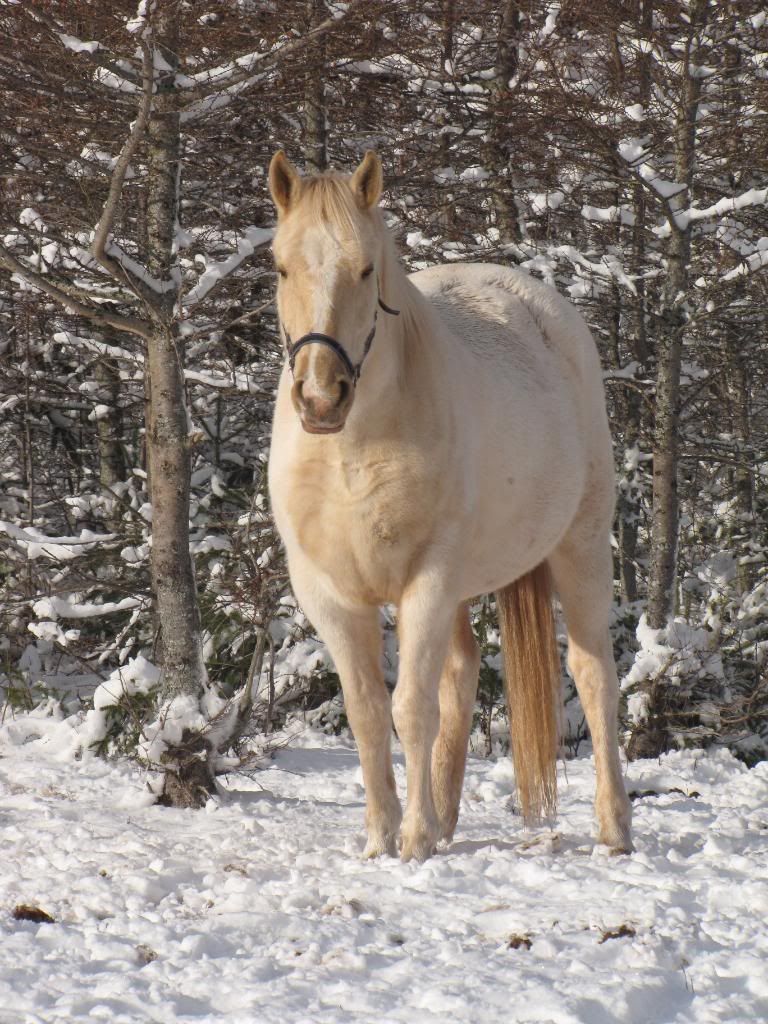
[{"left": 269, "top": 150, "right": 396, "bottom": 435}]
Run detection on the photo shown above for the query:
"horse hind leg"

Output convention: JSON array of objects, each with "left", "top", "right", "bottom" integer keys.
[
  {"left": 548, "top": 527, "right": 633, "bottom": 853},
  {"left": 431, "top": 603, "right": 480, "bottom": 843}
]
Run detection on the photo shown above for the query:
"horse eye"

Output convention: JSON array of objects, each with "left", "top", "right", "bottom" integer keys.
[{"left": 361, "top": 265, "right": 373, "bottom": 280}]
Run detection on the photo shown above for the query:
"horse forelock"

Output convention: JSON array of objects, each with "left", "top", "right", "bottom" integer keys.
[{"left": 299, "top": 174, "right": 367, "bottom": 248}]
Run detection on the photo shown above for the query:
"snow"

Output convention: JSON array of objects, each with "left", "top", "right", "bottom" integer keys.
[
  {"left": 53, "top": 330, "right": 138, "bottom": 365},
  {"left": 32, "top": 595, "right": 145, "bottom": 620},
  {"left": 94, "top": 68, "right": 140, "bottom": 94},
  {"left": 530, "top": 190, "right": 565, "bottom": 215},
  {"left": 617, "top": 142, "right": 686, "bottom": 202},
  {"left": 1, "top": 720, "right": 766, "bottom": 1023},
  {"left": 176, "top": 49, "right": 268, "bottom": 89},
  {"left": 183, "top": 226, "right": 273, "bottom": 308},
  {"left": 88, "top": 403, "right": 112, "bottom": 421},
  {"left": 126, "top": 0, "right": 153, "bottom": 36},
  {"left": 581, "top": 204, "right": 636, "bottom": 226},
  {"left": 622, "top": 615, "right": 724, "bottom": 727},
  {"left": 0, "top": 521, "right": 118, "bottom": 561},
  {"left": 721, "top": 245, "right": 768, "bottom": 282},
  {"left": 459, "top": 166, "right": 489, "bottom": 183},
  {"left": 549, "top": 245, "right": 637, "bottom": 294},
  {"left": 80, "top": 144, "right": 137, "bottom": 178},
  {"left": 540, "top": 5, "right": 560, "bottom": 41},
  {"left": 676, "top": 187, "right": 768, "bottom": 230},
  {"left": 58, "top": 34, "right": 101, "bottom": 55},
  {"left": 19, "top": 207, "right": 45, "bottom": 230},
  {"left": 104, "top": 239, "right": 178, "bottom": 295}
]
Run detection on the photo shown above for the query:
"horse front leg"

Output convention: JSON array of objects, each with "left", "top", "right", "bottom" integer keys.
[
  {"left": 289, "top": 567, "right": 401, "bottom": 856},
  {"left": 393, "top": 578, "right": 456, "bottom": 862}
]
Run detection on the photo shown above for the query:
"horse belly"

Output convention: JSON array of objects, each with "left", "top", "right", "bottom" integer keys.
[
  {"left": 462, "top": 494, "right": 577, "bottom": 596},
  {"left": 460, "top": 406, "right": 588, "bottom": 596}
]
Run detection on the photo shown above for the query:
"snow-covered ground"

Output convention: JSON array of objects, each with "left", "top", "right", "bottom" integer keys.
[{"left": 1, "top": 714, "right": 767, "bottom": 1024}]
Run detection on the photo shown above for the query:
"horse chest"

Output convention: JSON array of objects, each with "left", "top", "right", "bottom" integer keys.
[{"left": 282, "top": 460, "right": 433, "bottom": 604}]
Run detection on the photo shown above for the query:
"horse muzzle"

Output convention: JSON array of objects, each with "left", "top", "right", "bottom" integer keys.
[{"left": 292, "top": 375, "right": 353, "bottom": 434}]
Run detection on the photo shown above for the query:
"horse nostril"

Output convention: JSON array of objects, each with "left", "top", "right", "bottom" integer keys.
[{"left": 294, "top": 376, "right": 350, "bottom": 422}]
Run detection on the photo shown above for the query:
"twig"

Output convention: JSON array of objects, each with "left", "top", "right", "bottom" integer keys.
[
  {"left": 179, "top": 0, "right": 370, "bottom": 119},
  {"left": 90, "top": 41, "right": 160, "bottom": 311},
  {"left": 0, "top": 248, "right": 151, "bottom": 340}
]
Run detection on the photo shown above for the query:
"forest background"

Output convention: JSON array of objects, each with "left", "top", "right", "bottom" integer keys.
[{"left": 0, "top": 0, "right": 766, "bottom": 802}]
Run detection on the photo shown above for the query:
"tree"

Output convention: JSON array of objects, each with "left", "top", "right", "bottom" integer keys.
[{"left": 0, "top": 0, "right": 376, "bottom": 802}]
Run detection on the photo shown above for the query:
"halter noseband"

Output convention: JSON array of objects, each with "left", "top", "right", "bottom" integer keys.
[{"left": 283, "top": 289, "right": 400, "bottom": 385}]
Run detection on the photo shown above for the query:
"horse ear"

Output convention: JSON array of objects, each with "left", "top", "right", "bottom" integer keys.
[
  {"left": 350, "top": 151, "right": 383, "bottom": 210},
  {"left": 269, "top": 150, "right": 301, "bottom": 216}
]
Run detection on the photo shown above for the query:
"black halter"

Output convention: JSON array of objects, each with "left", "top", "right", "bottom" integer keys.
[{"left": 283, "top": 289, "right": 400, "bottom": 385}]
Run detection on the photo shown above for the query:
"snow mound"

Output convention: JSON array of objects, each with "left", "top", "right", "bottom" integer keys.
[{"left": 0, "top": 724, "right": 766, "bottom": 1023}]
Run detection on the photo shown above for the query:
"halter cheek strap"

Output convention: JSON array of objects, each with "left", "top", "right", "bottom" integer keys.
[{"left": 283, "top": 289, "right": 400, "bottom": 386}]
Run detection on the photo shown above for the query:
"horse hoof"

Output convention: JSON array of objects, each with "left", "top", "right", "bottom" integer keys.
[
  {"left": 597, "top": 827, "right": 634, "bottom": 855},
  {"left": 598, "top": 816, "right": 633, "bottom": 855},
  {"left": 606, "top": 842, "right": 634, "bottom": 856},
  {"left": 363, "top": 834, "right": 398, "bottom": 859},
  {"left": 400, "top": 832, "right": 438, "bottom": 863}
]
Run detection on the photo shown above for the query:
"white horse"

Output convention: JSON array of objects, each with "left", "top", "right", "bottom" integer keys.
[{"left": 267, "top": 151, "right": 631, "bottom": 862}]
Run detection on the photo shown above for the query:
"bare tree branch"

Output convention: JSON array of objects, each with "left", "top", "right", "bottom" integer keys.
[
  {"left": 21, "top": 3, "right": 141, "bottom": 87},
  {"left": 90, "top": 41, "right": 162, "bottom": 312},
  {"left": 179, "top": 0, "right": 371, "bottom": 119},
  {"left": 0, "top": 248, "right": 151, "bottom": 339}
]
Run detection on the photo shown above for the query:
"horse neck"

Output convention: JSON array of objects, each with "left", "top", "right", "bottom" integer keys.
[{"left": 343, "top": 243, "right": 429, "bottom": 435}]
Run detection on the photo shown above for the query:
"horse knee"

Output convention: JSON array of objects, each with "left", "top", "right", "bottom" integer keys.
[
  {"left": 566, "top": 645, "right": 593, "bottom": 684},
  {"left": 392, "top": 687, "right": 439, "bottom": 747},
  {"left": 454, "top": 636, "right": 481, "bottom": 685}
]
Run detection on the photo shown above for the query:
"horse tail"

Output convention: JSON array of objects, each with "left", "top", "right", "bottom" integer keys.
[{"left": 496, "top": 563, "right": 560, "bottom": 824}]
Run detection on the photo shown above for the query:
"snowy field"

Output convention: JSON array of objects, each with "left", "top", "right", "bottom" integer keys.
[{"left": 1, "top": 715, "right": 767, "bottom": 1024}]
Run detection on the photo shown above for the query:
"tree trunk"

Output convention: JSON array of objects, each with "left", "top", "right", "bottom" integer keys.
[
  {"left": 94, "top": 349, "right": 126, "bottom": 533},
  {"left": 646, "top": 2, "right": 705, "bottom": 629},
  {"left": 144, "top": 1, "right": 214, "bottom": 806},
  {"left": 726, "top": 318, "right": 755, "bottom": 594},
  {"left": 630, "top": 1, "right": 709, "bottom": 759},
  {"left": 617, "top": 0, "right": 653, "bottom": 606},
  {"left": 647, "top": 196, "right": 688, "bottom": 629},
  {"left": 722, "top": 25, "right": 754, "bottom": 595},
  {"left": 303, "top": 0, "right": 327, "bottom": 173},
  {"left": 485, "top": 0, "right": 522, "bottom": 244}
]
